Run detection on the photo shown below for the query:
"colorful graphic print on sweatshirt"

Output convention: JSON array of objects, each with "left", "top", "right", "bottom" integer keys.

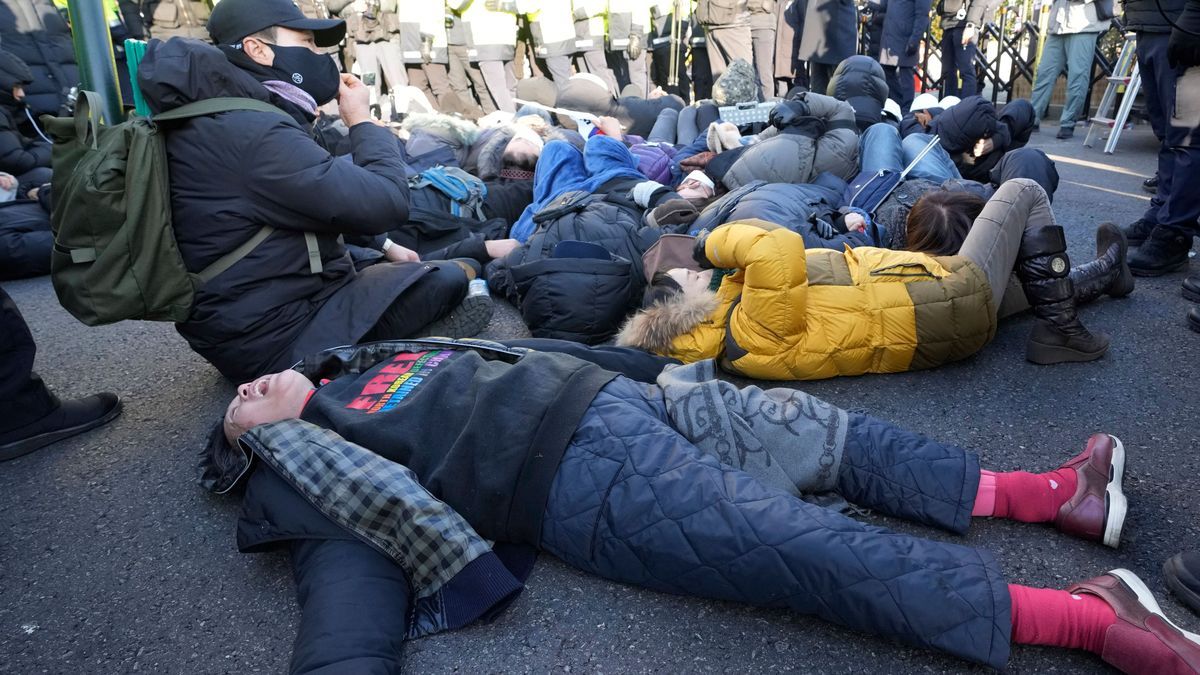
[{"left": 344, "top": 350, "right": 456, "bottom": 414}]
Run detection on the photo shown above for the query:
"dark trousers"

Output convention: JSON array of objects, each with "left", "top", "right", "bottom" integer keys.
[
  {"left": 883, "top": 64, "right": 916, "bottom": 112},
  {"left": 692, "top": 46, "right": 714, "bottom": 99},
  {"left": 608, "top": 51, "right": 649, "bottom": 97},
  {"left": 540, "top": 377, "right": 1010, "bottom": 670},
  {"left": 940, "top": 25, "right": 978, "bottom": 97},
  {"left": 359, "top": 263, "right": 468, "bottom": 342},
  {"left": 650, "top": 46, "right": 691, "bottom": 102},
  {"left": 0, "top": 286, "right": 58, "bottom": 433},
  {"left": 1137, "top": 32, "right": 1200, "bottom": 236},
  {"left": 808, "top": 61, "right": 836, "bottom": 95}
]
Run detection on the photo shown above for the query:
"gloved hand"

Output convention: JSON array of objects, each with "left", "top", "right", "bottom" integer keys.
[
  {"left": 906, "top": 37, "right": 921, "bottom": 56},
  {"left": 1168, "top": 3, "right": 1200, "bottom": 68},
  {"left": 692, "top": 229, "right": 714, "bottom": 269},
  {"left": 631, "top": 180, "right": 666, "bottom": 208},
  {"left": 627, "top": 33, "right": 644, "bottom": 60},
  {"left": 421, "top": 34, "right": 434, "bottom": 64}
]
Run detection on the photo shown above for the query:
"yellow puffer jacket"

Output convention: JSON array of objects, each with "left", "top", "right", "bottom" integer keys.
[{"left": 618, "top": 220, "right": 997, "bottom": 380}]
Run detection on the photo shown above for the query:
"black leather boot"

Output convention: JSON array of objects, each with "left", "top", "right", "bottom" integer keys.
[
  {"left": 1017, "top": 225, "right": 1110, "bottom": 364},
  {"left": 1128, "top": 226, "right": 1192, "bottom": 277},
  {"left": 1122, "top": 218, "right": 1157, "bottom": 246},
  {"left": 0, "top": 393, "right": 122, "bottom": 461},
  {"left": 1182, "top": 275, "right": 1200, "bottom": 303},
  {"left": 1070, "top": 222, "right": 1135, "bottom": 305}
]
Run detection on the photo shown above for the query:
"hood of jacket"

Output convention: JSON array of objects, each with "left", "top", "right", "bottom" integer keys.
[
  {"left": 930, "top": 95, "right": 996, "bottom": 154},
  {"left": 137, "top": 37, "right": 309, "bottom": 123},
  {"left": 616, "top": 289, "right": 720, "bottom": 354},
  {"left": 828, "top": 55, "right": 889, "bottom": 131}
]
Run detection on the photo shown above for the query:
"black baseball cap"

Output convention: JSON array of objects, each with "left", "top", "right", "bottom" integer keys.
[{"left": 208, "top": 0, "right": 346, "bottom": 48}]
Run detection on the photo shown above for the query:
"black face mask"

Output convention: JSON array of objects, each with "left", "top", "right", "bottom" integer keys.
[{"left": 267, "top": 44, "right": 341, "bottom": 105}]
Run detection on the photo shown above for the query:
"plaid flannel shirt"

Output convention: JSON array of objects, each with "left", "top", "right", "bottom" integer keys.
[{"left": 241, "top": 419, "right": 493, "bottom": 600}]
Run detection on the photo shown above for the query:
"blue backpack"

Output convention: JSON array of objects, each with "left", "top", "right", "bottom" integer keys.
[
  {"left": 844, "top": 134, "right": 941, "bottom": 216},
  {"left": 409, "top": 166, "right": 488, "bottom": 220}
]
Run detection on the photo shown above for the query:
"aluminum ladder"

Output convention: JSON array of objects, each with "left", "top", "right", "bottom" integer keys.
[{"left": 1084, "top": 33, "right": 1140, "bottom": 154}]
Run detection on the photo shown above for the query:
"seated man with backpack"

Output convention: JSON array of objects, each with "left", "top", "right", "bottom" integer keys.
[{"left": 126, "top": 0, "right": 480, "bottom": 382}]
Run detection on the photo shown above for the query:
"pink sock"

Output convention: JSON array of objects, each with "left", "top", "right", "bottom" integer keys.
[
  {"left": 974, "top": 467, "right": 1078, "bottom": 522},
  {"left": 1009, "top": 584, "right": 1115, "bottom": 654},
  {"left": 972, "top": 471, "right": 997, "bottom": 516}
]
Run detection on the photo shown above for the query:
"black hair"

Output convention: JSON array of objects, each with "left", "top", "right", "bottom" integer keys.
[
  {"left": 905, "top": 190, "right": 986, "bottom": 255},
  {"left": 642, "top": 272, "right": 683, "bottom": 307}
]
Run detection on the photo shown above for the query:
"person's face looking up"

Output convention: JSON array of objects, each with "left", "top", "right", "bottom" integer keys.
[
  {"left": 223, "top": 370, "right": 315, "bottom": 446},
  {"left": 676, "top": 177, "right": 714, "bottom": 201},
  {"left": 241, "top": 27, "right": 319, "bottom": 67},
  {"left": 667, "top": 267, "right": 714, "bottom": 297}
]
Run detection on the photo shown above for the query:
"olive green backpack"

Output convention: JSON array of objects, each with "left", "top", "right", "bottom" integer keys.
[{"left": 45, "top": 91, "right": 296, "bottom": 326}]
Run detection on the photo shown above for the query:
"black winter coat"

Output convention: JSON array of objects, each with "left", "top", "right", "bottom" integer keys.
[
  {"left": 827, "top": 55, "right": 889, "bottom": 129},
  {"left": 1122, "top": 0, "right": 1185, "bottom": 32},
  {"left": 878, "top": 0, "right": 933, "bottom": 67},
  {"left": 137, "top": 38, "right": 419, "bottom": 382},
  {"left": 0, "top": 0, "right": 79, "bottom": 115},
  {"left": 0, "top": 104, "right": 48, "bottom": 175},
  {"left": 932, "top": 96, "right": 1035, "bottom": 182},
  {"left": 0, "top": 199, "right": 50, "bottom": 280}
]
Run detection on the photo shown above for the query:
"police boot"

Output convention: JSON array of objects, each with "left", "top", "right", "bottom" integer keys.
[
  {"left": 1070, "top": 222, "right": 1134, "bottom": 305},
  {"left": 1017, "top": 225, "right": 1110, "bottom": 365}
]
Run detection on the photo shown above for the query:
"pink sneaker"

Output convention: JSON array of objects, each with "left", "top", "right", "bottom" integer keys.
[
  {"left": 1069, "top": 568, "right": 1200, "bottom": 674},
  {"left": 1054, "top": 433, "right": 1127, "bottom": 548}
]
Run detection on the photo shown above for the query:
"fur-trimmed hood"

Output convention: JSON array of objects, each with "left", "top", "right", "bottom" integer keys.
[
  {"left": 616, "top": 290, "right": 720, "bottom": 355},
  {"left": 402, "top": 113, "right": 481, "bottom": 148}
]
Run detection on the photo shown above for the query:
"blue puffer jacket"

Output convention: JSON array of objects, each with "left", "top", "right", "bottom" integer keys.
[{"left": 689, "top": 173, "right": 875, "bottom": 249}]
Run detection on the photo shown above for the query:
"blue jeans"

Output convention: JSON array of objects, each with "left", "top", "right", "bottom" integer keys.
[
  {"left": 859, "top": 123, "right": 962, "bottom": 181},
  {"left": 1028, "top": 32, "right": 1101, "bottom": 128},
  {"left": 941, "top": 25, "right": 978, "bottom": 97}
]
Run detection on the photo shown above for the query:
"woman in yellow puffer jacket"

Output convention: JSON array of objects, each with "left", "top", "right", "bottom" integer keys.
[{"left": 616, "top": 178, "right": 1113, "bottom": 380}]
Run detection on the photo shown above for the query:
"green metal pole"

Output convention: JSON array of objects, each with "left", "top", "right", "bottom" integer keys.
[{"left": 66, "top": 0, "right": 123, "bottom": 123}]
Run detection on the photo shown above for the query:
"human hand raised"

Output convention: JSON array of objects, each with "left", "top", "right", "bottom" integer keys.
[{"left": 338, "top": 73, "right": 372, "bottom": 127}]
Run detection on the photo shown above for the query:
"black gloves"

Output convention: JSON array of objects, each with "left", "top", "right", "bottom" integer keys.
[
  {"left": 1168, "top": 3, "right": 1200, "bottom": 69},
  {"left": 692, "top": 230, "right": 714, "bottom": 269},
  {"left": 906, "top": 37, "right": 921, "bottom": 56},
  {"left": 628, "top": 33, "right": 644, "bottom": 60}
]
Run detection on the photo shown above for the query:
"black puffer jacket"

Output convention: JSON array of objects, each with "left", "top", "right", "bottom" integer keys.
[
  {"left": 0, "top": 199, "right": 51, "bottom": 280},
  {"left": 0, "top": 50, "right": 49, "bottom": 176},
  {"left": 1122, "top": 0, "right": 1184, "bottom": 32},
  {"left": 827, "top": 55, "right": 890, "bottom": 131},
  {"left": 487, "top": 183, "right": 666, "bottom": 344},
  {"left": 0, "top": 0, "right": 79, "bottom": 116},
  {"left": 138, "top": 38, "right": 419, "bottom": 382},
  {"left": 932, "top": 96, "right": 1035, "bottom": 182}
]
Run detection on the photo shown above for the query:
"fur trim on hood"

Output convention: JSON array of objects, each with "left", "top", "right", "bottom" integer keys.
[
  {"left": 616, "top": 290, "right": 720, "bottom": 354},
  {"left": 401, "top": 113, "right": 481, "bottom": 148}
]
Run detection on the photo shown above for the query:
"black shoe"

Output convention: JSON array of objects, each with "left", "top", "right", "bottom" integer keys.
[
  {"left": 1189, "top": 306, "right": 1200, "bottom": 333},
  {"left": 1128, "top": 227, "right": 1192, "bottom": 277},
  {"left": 1071, "top": 222, "right": 1135, "bottom": 304},
  {"left": 1183, "top": 275, "right": 1200, "bottom": 303},
  {"left": 1056, "top": 125, "right": 1075, "bottom": 140},
  {"left": 1122, "top": 218, "right": 1158, "bottom": 247},
  {"left": 1032, "top": 122, "right": 1041, "bottom": 132},
  {"left": 0, "top": 393, "right": 122, "bottom": 462},
  {"left": 1164, "top": 552, "right": 1200, "bottom": 615},
  {"left": 1143, "top": 175, "right": 1159, "bottom": 194},
  {"left": 419, "top": 291, "right": 494, "bottom": 339}
]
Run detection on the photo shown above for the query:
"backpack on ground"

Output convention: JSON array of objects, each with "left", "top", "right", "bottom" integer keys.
[
  {"left": 44, "top": 91, "right": 302, "bottom": 326},
  {"left": 408, "top": 166, "right": 488, "bottom": 221}
]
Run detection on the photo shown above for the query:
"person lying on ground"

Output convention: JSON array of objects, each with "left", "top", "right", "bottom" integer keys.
[
  {"left": 134, "top": 0, "right": 485, "bottom": 383},
  {"left": 0, "top": 170, "right": 54, "bottom": 280},
  {"left": 928, "top": 94, "right": 1038, "bottom": 184},
  {"left": 617, "top": 180, "right": 1113, "bottom": 377},
  {"left": 204, "top": 337, "right": 1200, "bottom": 674}
]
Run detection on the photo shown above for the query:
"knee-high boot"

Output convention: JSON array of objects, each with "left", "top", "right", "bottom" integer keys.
[
  {"left": 1070, "top": 222, "right": 1135, "bottom": 305},
  {"left": 1017, "top": 225, "right": 1110, "bottom": 364}
]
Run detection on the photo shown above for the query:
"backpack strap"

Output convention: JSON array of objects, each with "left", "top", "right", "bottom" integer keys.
[
  {"left": 152, "top": 97, "right": 293, "bottom": 123},
  {"left": 196, "top": 227, "right": 324, "bottom": 283}
]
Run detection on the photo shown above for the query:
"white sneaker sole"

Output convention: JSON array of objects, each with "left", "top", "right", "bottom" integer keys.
[
  {"left": 1108, "top": 568, "right": 1200, "bottom": 647},
  {"left": 1103, "top": 434, "right": 1128, "bottom": 548}
]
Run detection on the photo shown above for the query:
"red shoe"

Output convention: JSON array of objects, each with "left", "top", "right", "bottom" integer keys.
[
  {"left": 1054, "top": 433, "right": 1127, "bottom": 548},
  {"left": 1069, "top": 568, "right": 1200, "bottom": 674}
]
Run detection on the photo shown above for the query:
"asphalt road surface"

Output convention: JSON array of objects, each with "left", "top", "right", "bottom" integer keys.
[{"left": 1, "top": 125, "right": 1197, "bottom": 674}]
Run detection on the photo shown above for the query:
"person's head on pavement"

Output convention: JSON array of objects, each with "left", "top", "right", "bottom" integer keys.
[
  {"left": 208, "top": 0, "right": 347, "bottom": 109},
  {"left": 905, "top": 189, "right": 986, "bottom": 255},
  {"left": 222, "top": 370, "right": 315, "bottom": 446}
]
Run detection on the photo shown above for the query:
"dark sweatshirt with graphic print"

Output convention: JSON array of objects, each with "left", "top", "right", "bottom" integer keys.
[{"left": 300, "top": 347, "right": 617, "bottom": 546}]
